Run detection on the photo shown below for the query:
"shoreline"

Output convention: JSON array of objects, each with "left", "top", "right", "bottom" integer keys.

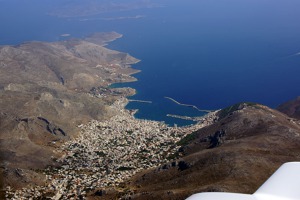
[
  {"left": 104, "top": 33, "right": 211, "bottom": 127},
  {"left": 7, "top": 97, "right": 219, "bottom": 199},
  {"left": 3, "top": 31, "right": 220, "bottom": 199}
]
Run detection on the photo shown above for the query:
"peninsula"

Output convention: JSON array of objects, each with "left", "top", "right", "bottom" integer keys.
[
  {"left": 1, "top": 32, "right": 300, "bottom": 200},
  {"left": 0, "top": 32, "right": 217, "bottom": 199},
  {"left": 0, "top": 32, "right": 140, "bottom": 195}
]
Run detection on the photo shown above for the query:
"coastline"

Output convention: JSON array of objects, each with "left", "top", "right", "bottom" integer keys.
[
  {"left": 2, "top": 32, "right": 219, "bottom": 199},
  {"left": 0, "top": 31, "right": 142, "bottom": 194},
  {"left": 7, "top": 97, "right": 219, "bottom": 199}
]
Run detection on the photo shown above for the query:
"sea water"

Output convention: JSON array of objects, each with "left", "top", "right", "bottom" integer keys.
[{"left": 1, "top": 0, "right": 300, "bottom": 126}]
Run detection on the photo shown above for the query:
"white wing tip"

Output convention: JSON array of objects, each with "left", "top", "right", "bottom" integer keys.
[{"left": 186, "top": 162, "right": 300, "bottom": 200}]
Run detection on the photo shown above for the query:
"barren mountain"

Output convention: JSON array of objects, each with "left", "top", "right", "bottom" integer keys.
[
  {"left": 98, "top": 103, "right": 300, "bottom": 200},
  {"left": 277, "top": 96, "right": 300, "bottom": 120},
  {"left": 0, "top": 32, "right": 139, "bottom": 194},
  {"left": 2, "top": 31, "right": 300, "bottom": 200}
]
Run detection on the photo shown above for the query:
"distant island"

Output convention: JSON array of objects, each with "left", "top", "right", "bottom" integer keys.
[
  {"left": 60, "top": 33, "right": 71, "bottom": 37},
  {"left": 79, "top": 15, "right": 145, "bottom": 22},
  {"left": 49, "top": 1, "right": 162, "bottom": 18}
]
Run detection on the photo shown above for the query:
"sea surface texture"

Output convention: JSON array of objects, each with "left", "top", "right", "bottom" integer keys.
[{"left": 1, "top": 0, "right": 300, "bottom": 125}]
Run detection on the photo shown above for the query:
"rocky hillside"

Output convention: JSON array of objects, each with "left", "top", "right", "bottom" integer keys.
[
  {"left": 0, "top": 32, "right": 139, "bottom": 195},
  {"left": 277, "top": 96, "right": 300, "bottom": 120},
  {"left": 100, "top": 103, "right": 300, "bottom": 200}
]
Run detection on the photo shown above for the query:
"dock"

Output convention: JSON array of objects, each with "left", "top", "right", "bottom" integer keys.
[{"left": 128, "top": 99, "right": 152, "bottom": 104}]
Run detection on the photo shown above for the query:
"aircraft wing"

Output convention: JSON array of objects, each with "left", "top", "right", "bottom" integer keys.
[
  {"left": 253, "top": 162, "right": 300, "bottom": 200},
  {"left": 186, "top": 162, "right": 300, "bottom": 200},
  {"left": 186, "top": 192, "right": 256, "bottom": 200}
]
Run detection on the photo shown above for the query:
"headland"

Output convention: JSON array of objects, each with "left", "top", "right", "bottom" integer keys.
[
  {"left": 0, "top": 32, "right": 217, "bottom": 199},
  {"left": 0, "top": 31, "right": 140, "bottom": 194}
]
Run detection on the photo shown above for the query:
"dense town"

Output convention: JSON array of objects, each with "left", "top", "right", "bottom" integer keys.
[{"left": 6, "top": 98, "right": 218, "bottom": 200}]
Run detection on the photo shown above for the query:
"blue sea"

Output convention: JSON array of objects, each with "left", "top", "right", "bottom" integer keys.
[{"left": 1, "top": 0, "right": 300, "bottom": 126}]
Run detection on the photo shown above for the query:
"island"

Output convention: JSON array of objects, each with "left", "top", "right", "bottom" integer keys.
[
  {"left": 0, "top": 32, "right": 218, "bottom": 199},
  {"left": 0, "top": 31, "right": 140, "bottom": 194},
  {"left": 1, "top": 32, "right": 300, "bottom": 200}
]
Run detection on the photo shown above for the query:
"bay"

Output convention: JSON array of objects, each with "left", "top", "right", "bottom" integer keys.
[{"left": 1, "top": 0, "right": 300, "bottom": 126}]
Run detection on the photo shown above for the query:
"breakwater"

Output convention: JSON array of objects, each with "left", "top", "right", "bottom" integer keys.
[
  {"left": 128, "top": 99, "right": 152, "bottom": 104},
  {"left": 166, "top": 114, "right": 198, "bottom": 121},
  {"left": 164, "top": 97, "right": 213, "bottom": 113}
]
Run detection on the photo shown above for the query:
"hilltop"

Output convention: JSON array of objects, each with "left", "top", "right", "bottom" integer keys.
[
  {"left": 99, "top": 102, "right": 300, "bottom": 200},
  {"left": 277, "top": 96, "right": 300, "bottom": 120}
]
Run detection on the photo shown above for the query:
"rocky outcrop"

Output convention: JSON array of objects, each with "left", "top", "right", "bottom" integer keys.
[
  {"left": 177, "top": 160, "right": 190, "bottom": 171},
  {"left": 37, "top": 117, "right": 66, "bottom": 136},
  {"left": 200, "top": 129, "right": 226, "bottom": 148},
  {"left": 277, "top": 96, "right": 300, "bottom": 120}
]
